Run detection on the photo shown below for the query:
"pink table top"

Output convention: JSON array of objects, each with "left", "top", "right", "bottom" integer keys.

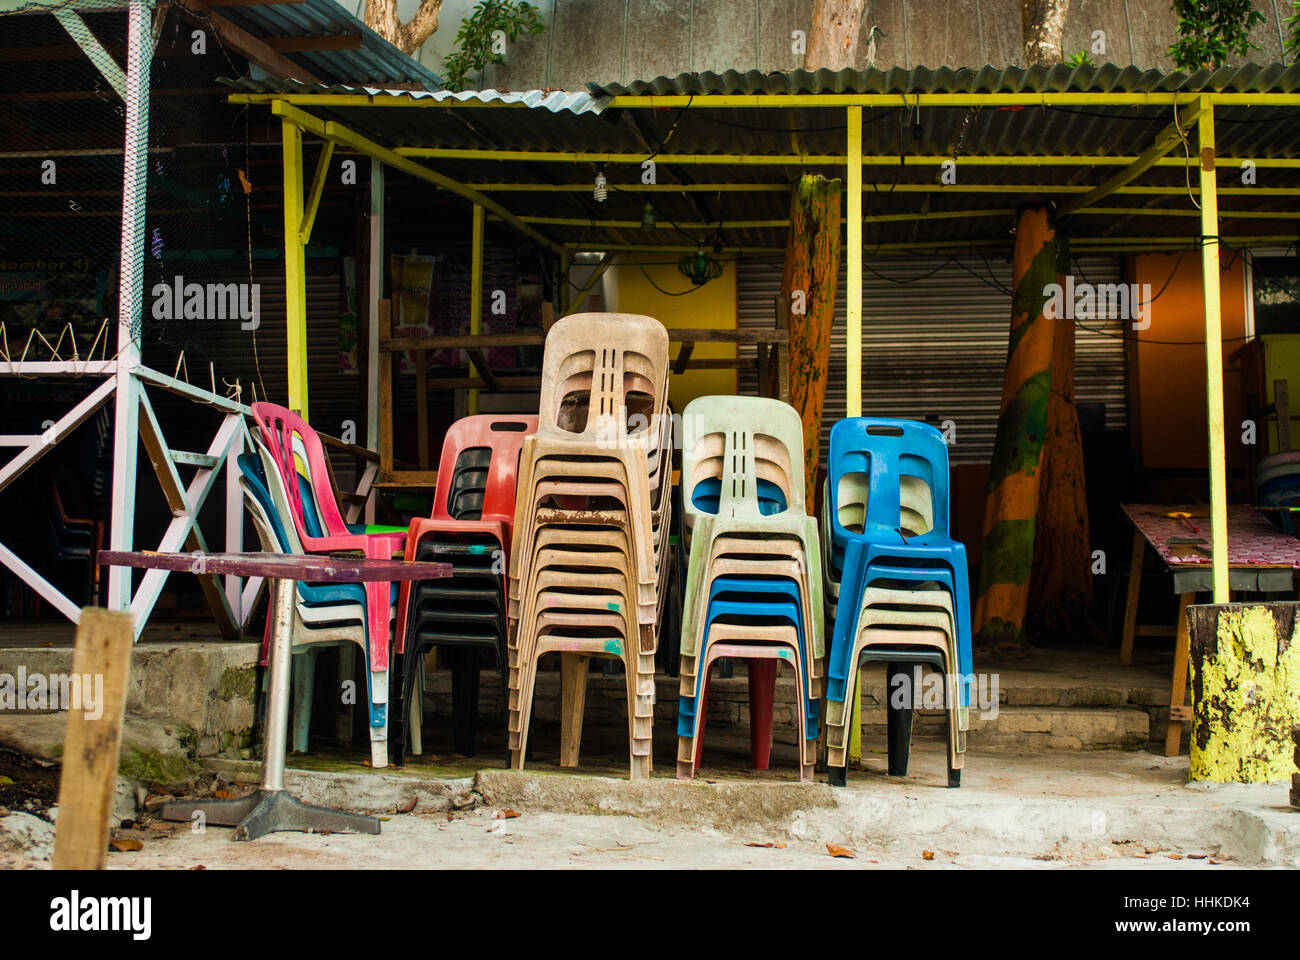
[
  {"left": 1121, "top": 503, "right": 1300, "bottom": 569},
  {"left": 98, "top": 550, "right": 451, "bottom": 582}
]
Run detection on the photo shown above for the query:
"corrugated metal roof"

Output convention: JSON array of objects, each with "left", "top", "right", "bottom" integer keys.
[
  {"left": 224, "top": 77, "right": 608, "bottom": 114},
  {"left": 213, "top": 0, "right": 441, "bottom": 88},
  {"left": 228, "top": 64, "right": 1300, "bottom": 255},
  {"left": 591, "top": 63, "right": 1300, "bottom": 97}
]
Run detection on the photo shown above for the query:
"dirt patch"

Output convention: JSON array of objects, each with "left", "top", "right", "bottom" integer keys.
[{"left": 0, "top": 745, "right": 59, "bottom": 818}]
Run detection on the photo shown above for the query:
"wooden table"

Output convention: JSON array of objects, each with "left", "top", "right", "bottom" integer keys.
[
  {"left": 1118, "top": 504, "right": 1300, "bottom": 756},
  {"left": 99, "top": 550, "right": 450, "bottom": 841}
]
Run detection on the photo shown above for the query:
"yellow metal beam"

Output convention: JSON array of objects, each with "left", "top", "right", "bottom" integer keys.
[
  {"left": 846, "top": 105, "right": 864, "bottom": 764},
  {"left": 270, "top": 100, "right": 564, "bottom": 255},
  {"left": 299, "top": 140, "right": 334, "bottom": 244},
  {"left": 281, "top": 117, "right": 309, "bottom": 417},
  {"left": 1198, "top": 96, "right": 1229, "bottom": 603},
  {"left": 1061, "top": 101, "right": 1204, "bottom": 214},
  {"left": 229, "top": 91, "right": 1300, "bottom": 109},
  {"left": 469, "top": 203, "right": 484, "bottom": 415},
  {"left": 566, "top": 250, "right": 617, "bottom": 314}
]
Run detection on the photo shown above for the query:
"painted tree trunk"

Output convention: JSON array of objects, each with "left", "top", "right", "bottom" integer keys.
[
  {"left": 807, "top": 0, "right": 867, "bottom": 69},
  {"left": 974, "top": 205, "right": 1061, "bottom": 646},
  {"left": 782, "top": 174, "right": 843, "bottom": 503},
  {"left": 1021, "top": 0, "right": 1071, "bottom": 67},
  {"left": 1188, "top": 604, "right": 1300, "bottom": 783},
  {"left": 1026, "top": 244, "right": 1094, "bottom": 641}
]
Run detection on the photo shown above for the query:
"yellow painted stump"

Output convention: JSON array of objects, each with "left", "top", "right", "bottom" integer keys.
[{"left": 1187, "top": 604, "right": 1300, "bottom": 783}]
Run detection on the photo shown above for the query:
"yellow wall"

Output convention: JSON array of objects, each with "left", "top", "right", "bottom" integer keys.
[{"left": 616, "top": 258, "right": 737, "bottom": 412}]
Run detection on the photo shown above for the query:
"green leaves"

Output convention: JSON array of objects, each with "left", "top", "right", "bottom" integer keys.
[
  {"left": 441, "top": 1, "right": 546, "bottom": 93},
  {"left": 1167, "top": 0, "right": 1265, "bottom": 71}
]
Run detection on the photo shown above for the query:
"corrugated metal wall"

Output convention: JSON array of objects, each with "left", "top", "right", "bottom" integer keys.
[{"left": 737, "top": 255, "right": 1128, "bottom": 464}]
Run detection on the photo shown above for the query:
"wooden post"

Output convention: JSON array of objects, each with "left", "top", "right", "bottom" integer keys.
[
  {"left": 52, "top": 609, "right": 134, "bottom": 870},
  {"left": 1275, "top": 378, "right": 1291, "bottom": 452},
  {"left": 365, "top": 159, "right": 384, "bottom": 522},
  {"left": 1198, "top": 97, "right": 1229, "bottom": 603},
  {"left": 282, "top": 117, "right": 309, "bottom": 418},
  {"left": 1165, "top": 592, "right": 1193, "bottom": 756},
  {"left": 1188, "top": 602, "right": 1300, "bottom": 781},
  {"left": 1119, "top": 527, "right": 1145, "bottom": 665},
  {"left": 415, "top": 348, "right": 429, "bottom": 468},
  {"left": 559, "top": 653, "right": 589, "bottom": 767}
]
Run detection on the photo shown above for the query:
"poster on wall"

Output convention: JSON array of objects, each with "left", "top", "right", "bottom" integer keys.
[{"left": 391, "top": 253, "right": 436, "bottom": 375}]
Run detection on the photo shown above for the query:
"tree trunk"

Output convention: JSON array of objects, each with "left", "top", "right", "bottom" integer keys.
[
  {"left": 807, "top": 0, "right": 866, "bottom": 70},
  {"left": 782, "top": 174, "right": 843, "bottom": 503},
  {"left": 974, "top": 205, "right": 1061, "bottom": 647},
  {"left": 365, "top": 0, "right": 443, "bottom": 56},
  {"left": 1025, "top": 240, "right": 1094, "bottom": 643},
  {"left": 1021, "top": 0, "right": 1070, "bottom": 67}
]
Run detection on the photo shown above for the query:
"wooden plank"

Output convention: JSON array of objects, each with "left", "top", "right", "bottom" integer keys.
[
  {"left": 265, "top": 34, "right": 362, "bottom": 53},
  {"left": 1275, "top": 378, "right": 1291, "bottom": 452},
  {"left": 372, "top": 470, "right": 439, "bottom": 490},
  {"left": 559, "top": 653, "right": 589, "bottom": 768},
  {"left": 415, "top": 349, "right": 429, "bottom": 469},
  {"left": 426, "top": 375, "right": 541, "bottom": 391},
  {"left": 1165, "top": 592, "right": 1194, "bottom": 757},
  {"left": 100, "top": 549, "right": 451, "bottom": 583},
  {"left": 672, "top": 341, "right": 695, "bottom": 376},
  {"left": 1119, "top": 527, "right": 1146, "bottom": 666},
  {"left": 52, "top": 608, "right": 134, "bottom": 870},
  {"left": 464, "top": 348, "right": 500, "bottom": 392},
  {"left": 378, "top": 299, "right": 394, "bottom": 480},
  {"left": 381, "top": 328, "right": 788, "bottom": 352},
  {"left": 318, "top": 431, "right": 380, "bottom": 463},
  {"left": 174, "top": 0, "right": 320, "bottom": 83}
]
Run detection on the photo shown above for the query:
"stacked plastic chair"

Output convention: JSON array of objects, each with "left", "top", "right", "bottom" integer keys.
[
  {"left": 1257, "top": 450, "right": 1300, "bottom": 536},
  {"left": 675, "top": 396, "right": 824, "bottom": 782},
  {"left": 507, "top": 313, "right": 672, "bottom": 779},
  {"left": 251, "top": 402, "right": 408, "bottom": 767},
  {"left": 235, "top": 450, "right": 394, "bottom": 755},
  {"left": 821, "top": 418, "right": 972, "bottom": 788},
  {"left": 390, "top": 414, "right": 538, "bottom": 762}
]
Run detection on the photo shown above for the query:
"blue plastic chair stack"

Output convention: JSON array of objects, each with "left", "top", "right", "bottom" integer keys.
[
  {"left": 236, "top": 449, "right": 396, "bottom": 756},
  {"left": 821, "top": 417, "right": 971, "bottom": 788},
  {"left": 675, "top": 395, "right": 824, "bottom": 782}
]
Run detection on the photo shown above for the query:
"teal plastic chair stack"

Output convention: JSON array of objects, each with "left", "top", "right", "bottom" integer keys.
[{"left": 675, "top": 395, "right": 824, "bottom": 782}]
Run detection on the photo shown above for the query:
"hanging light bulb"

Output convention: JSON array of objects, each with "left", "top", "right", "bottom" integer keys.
[
  {"left": 593, "top": 166, "right": 608, "bottom": 203},
  {"left": 641, "top": 200, "right": 656, "bottom": 230}
]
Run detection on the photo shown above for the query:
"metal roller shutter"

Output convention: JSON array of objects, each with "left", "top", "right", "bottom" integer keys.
[{"left": 737, "top": 256, "right": 1128, "bottom": 464}]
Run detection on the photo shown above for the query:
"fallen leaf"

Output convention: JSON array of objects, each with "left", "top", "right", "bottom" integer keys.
[
  {"left": 1188, "top": 853, "right": 1207, "bottom": 860},
  {"left": 922, "top": 850, "right": 935, "bottom": 861},
  {"left": 745, "top": 841, "right": 786, "bottom": 848},
  {"left": 1167, "top": 854, "right": 1183, "bottom": 860},
  {"left": 942, "top": 850, "right": 959, "bottom": 858},
  {"left": 396, "top": 798, "right": 417, "bottom": 814},
  {"left": 1144, "top": 846, "right": 1160, "bottom": 854},
  {"left": 40, "top": 641, "right": 53, "bottom": 648},
  {"left": 189, "top": 864, "right": 206, "bottom": 871},
  {"left": 0, "top": 776, "right": 12, "bottom": 786},
  {"left": 493, "top": 809, "right": 521, "bottom": 820},
  {"left": 826, "top": 844, "right": 855, "bottom": 859},
  {"left": 868, "top": 859, "right": 879, "bottom": 864},
  {"left": 148, "top": 823, "right": 173, "bottom": 832},
  {"left": 214, "top": 789, "right": 239, "bottom": 800},
  {"left": 110, "top": 837, "right": 143, "bottom": 852}
]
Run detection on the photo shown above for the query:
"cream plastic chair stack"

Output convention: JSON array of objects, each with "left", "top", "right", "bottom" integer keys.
[{"left": 507, "top": 313, "right": 672, "bottom": 779}]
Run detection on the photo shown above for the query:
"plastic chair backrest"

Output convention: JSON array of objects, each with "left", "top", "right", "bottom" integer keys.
[
  {"left": 250, "top": 402, "right": 348, "bottom": 541},
  {"left": 431, "top": 414, "right": 538, "bottom": 523},
  {"left": 236, "top": 453, "right": 301, "bottom": 556},
  {"left": 828, "top": 418, "right": 950, "bottom": 540},
  {"left": 535, "top": 313, "right": 668, "bottom": 445},
  {"left": 681, "top": 396, "right": 806, "bottom": 522}
]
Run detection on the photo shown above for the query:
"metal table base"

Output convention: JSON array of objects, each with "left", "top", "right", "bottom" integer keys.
[{"left": 162, "top": 578, "right": 381, "bottom": 841}]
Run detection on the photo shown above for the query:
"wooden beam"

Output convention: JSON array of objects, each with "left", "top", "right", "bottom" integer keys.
[
  {"left": 377, "top": 299, "right": 394, "bottom": 480},
  {"left": 672, "top": 341, "right": 695, "bottom": 375},
  {"left": 465, "top": 348, "right": 500, "bottom": 392},
  {"left": 566, "top": 251, "right": 616, "bottom": 315},
  {"left": 52, "top": 608, "right": 134, "bottom": 870},
  {"left": 53, "top": 8, "right": 127, "bottom": 100},
  {"left": 299, "top": 139, "right": 334, "bottom": 244},
  {"left": 1061, "top": 101, "right": 1203, "bottom": 214},
  {"left": 175, "top": 0, "right": 320, "bottom": 83},
  {"left": 381, "top": 328, "right": 788, "bottom": 352},
  {"left": 265, "top": 34, "right": 362, "bottom": 53}
]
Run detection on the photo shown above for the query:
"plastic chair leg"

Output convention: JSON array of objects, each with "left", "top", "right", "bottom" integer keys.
[
  {"left": 409, "top": 664, "right": 424, "bottom": 758},
  {"left": 748, "top": 659, "right": 776, "bottom": 771},
  {"left": 451, "top": 647, "right": 481, "bottom": 757},
  {"left": 827, "top": 764, "right": 847, "bottom": 787},
  {"left": 886, "top": 661, "right": 914, "bottom": 777},
  {"left": 693, "top": 669, "right": 712, "bottom": 769}
]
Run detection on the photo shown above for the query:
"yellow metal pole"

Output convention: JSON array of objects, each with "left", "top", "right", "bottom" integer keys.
[
  {"left": 281, "top": 118, "right": 309, "bottom": 418},
  {"left": 1198, "top": 96, "right": 1229, "bottom": 602},
  {"left": 469, "top": 203, "right": 484, "bottom": 416},
  {"left": 846, "top": 105, "right": 864, "bottom": 764}
]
